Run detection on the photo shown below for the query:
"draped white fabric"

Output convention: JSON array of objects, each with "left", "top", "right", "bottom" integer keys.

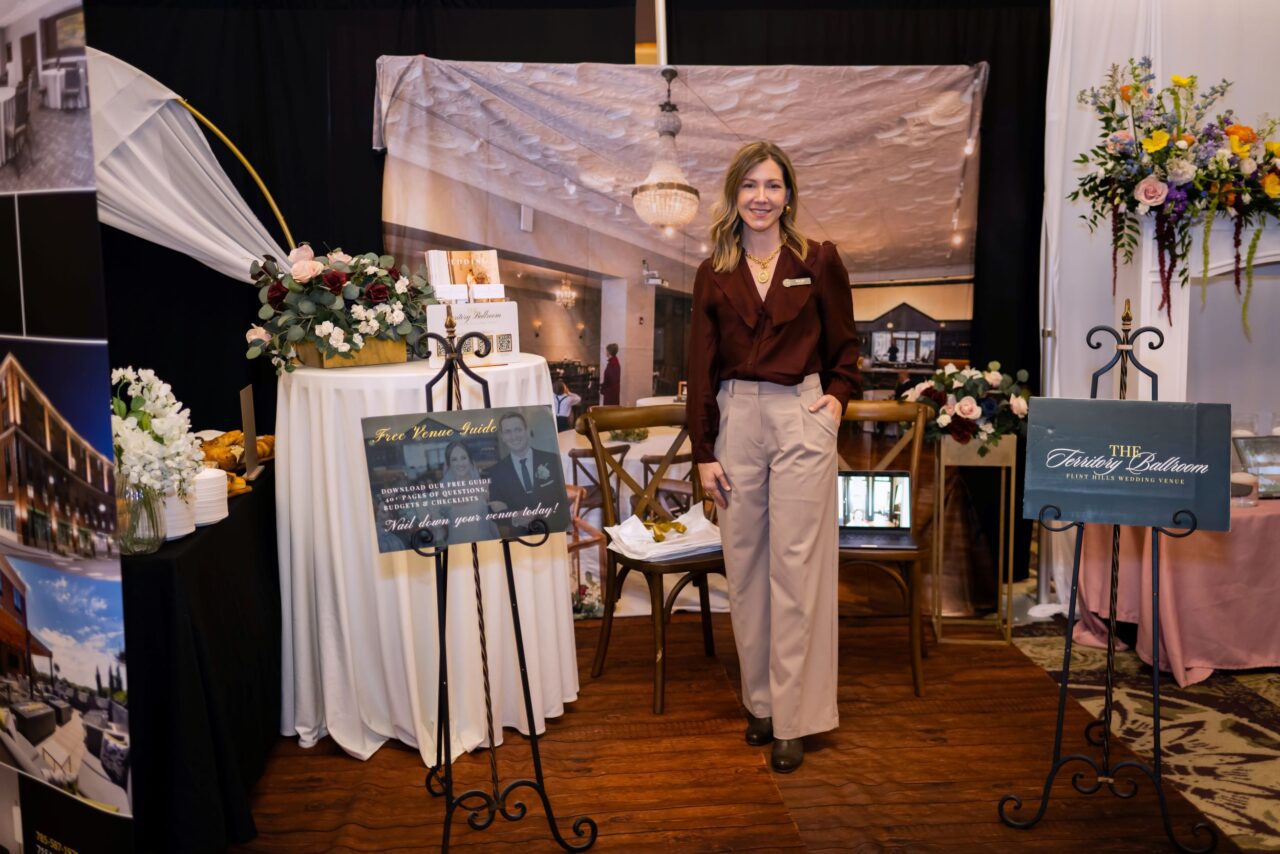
[
  {"left": 86, "top": 48, "right": 287, "bottom": 282},
  {"left": 276, "top": 354, "right": 580, "bottom": 762},
  {"left": 1040, "top": 0, "right": 1280, "bottom": 605}
]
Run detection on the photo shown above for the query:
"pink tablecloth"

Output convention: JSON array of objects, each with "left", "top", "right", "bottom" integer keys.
[{"left": 1075, "top": 500, "right": 1280, "bottom": 686}]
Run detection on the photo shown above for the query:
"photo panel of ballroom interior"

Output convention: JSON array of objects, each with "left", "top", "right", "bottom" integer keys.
[
  {"left": 0, "top": 0, "right": 94, "bottom": 193},
  {"left": 378, "top": 58, "right": 984, "bottom": 411}
]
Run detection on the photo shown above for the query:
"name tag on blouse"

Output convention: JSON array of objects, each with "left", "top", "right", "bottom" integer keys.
[{"left": 782, "top": 277, "right": 811, "bottom": 287}]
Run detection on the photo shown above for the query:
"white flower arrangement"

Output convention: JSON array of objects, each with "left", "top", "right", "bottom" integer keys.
[{"left": 111, "top": 367, "right": 205, "bottom": 498}]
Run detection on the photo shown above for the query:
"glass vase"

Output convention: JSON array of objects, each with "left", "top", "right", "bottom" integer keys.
[{"left": 116, "top": 480, "right": 166, "bottom": 555}]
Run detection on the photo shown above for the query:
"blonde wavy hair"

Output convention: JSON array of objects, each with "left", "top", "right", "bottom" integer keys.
[{"left": 709, "top": 141, "right": 808, "bottom": 273}]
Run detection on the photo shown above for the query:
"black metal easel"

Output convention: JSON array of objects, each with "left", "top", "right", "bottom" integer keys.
[
  {"left": 411, "top": 309, "right": 597, "bottom": 852},
  {"left": 998, "top": 301, "right": 1217, "bottom": 853}
]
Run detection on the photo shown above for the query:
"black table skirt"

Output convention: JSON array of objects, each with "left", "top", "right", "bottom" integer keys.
[{"left": 123, "top": 467, "right": 280, "bottom": 853}]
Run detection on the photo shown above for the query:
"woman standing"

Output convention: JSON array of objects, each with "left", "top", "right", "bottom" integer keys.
[{"left": 687, "top": 141, "right": 860, "bottom": 773}]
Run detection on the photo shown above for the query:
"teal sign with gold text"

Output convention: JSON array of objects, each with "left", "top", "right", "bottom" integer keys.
[{"left": 1023, "top": 399, "right": 1230, "bottom": 531}]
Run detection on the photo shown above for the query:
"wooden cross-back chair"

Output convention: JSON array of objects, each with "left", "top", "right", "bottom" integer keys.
[
  {"left": 62, "top": 65, "right": 83, "bottom": 110},
  {"left": 6, "top": 80, "right": 32, "bottom": 176},
  {"left": 639, "top": 451, "right": 695, "bottom": 515},
  {"left": 564, "top": 484, "right": 606, "bottom": 611},
  {"left": 577, "top": 404, "right": 724, "bottom": 713},
  {"left": 839, "top": 399, "right": 931, "bottom": 696},
  {"left": 567, "top": 443, "right": 629, "bottom": 520}
]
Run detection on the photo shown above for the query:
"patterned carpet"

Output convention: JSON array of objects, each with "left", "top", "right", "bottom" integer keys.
[
  {"left": 1015, "top": 620, "right": 1280, "bottom": 851},
  {"left": 0, "top": 100, "right": 96, "bottom": 193}
]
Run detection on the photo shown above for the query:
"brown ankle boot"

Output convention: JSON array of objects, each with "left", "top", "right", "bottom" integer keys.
[
  {"left": 744, "top": 710, "right": 773, "bottom": 746},
  {"left": 770, "top": 737, "right": 803, "bottom": 772}
]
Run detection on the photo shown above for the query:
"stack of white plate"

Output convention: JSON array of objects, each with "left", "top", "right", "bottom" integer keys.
[
  {"left": 164, "top": 489, "right": 196, "bottom": 540},
  {"left": 194, "top": 467, "right": 229, "bottom": 527}
]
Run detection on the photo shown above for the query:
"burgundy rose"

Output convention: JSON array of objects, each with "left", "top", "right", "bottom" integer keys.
[
  {"left": 387, "top": 266, "right": 401, "bottom": 280},
  {"left": 322, "top": 269, "right": 348, "bottom": 295},
  {"left": 920, "top": 387, "right": 947, "bottom": 409},
  {"left": 365, "top": 282, "right": 390, "bottom": 303},
  {"left": 266, "top": 281, "right": 288, "bottom": 310},
  {"left": 949, "top": 417, "right": 979, "bottom": 444}
]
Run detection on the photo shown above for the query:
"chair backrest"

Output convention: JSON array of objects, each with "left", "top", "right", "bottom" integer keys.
[
  {"left": 568, "top": 443, "right": 628, "bottom": 497},
  {"left": 14, "top": 81, "right": 28, "bottom": 126},
  {"left": 64, "top": 65, "right": 80, "bottom": 89},
  {"left": 842, "top": 400, "right": 929, "bottom": 534},
  {"left": 578, "top": 404, "right": 698, "bottom": 528},
  {"left": 641, "top": 452, "right": 693, "bottom": 487}
]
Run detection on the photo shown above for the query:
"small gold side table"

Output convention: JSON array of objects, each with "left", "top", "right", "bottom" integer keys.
[{"left": 931, "top": 434, "right": 1018, "bottom": 643}]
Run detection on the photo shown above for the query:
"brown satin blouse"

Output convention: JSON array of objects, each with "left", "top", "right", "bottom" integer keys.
[{"left": 686, "top": 240, "right": 861, "bottom": 463}]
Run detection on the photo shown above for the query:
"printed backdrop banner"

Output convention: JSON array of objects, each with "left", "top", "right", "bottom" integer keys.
[
  {"left": 1024, "top": 398, "right": 1231, "bottom": 531},
  {"left": 362, "top": 406, "right": 571, "bottom": 550},
  {"left": 0, "top": 2, "right": 134, "bottom": 848}
]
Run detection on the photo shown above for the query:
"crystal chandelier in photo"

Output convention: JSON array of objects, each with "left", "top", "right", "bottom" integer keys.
[
  {"left": 631, "top": 67, "right": 699, "bottom": 232},
  {"left": 554, "top": 277, "right": 577, "bottom": 309}
]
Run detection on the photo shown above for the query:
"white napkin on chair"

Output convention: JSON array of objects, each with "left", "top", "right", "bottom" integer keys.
[{"left": 605, "top": 505, "right": 722, "bottom": 561}]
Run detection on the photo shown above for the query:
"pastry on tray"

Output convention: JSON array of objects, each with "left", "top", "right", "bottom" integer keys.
[{"left": 199, "top": 431, "right": 276, "bottom": 471}]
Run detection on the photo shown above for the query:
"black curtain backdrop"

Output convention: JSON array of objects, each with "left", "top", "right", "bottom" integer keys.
[
  {"left": 85, "top": 0, "right": 635, "bottom": 432},
  {"left": 669, "top": 0, "right": 1049, "bottom": 582}
]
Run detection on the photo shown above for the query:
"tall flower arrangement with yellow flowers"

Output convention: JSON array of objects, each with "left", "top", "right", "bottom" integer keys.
[{"left": 1070, "top": 57, "right": 1279, "bottom": 331}]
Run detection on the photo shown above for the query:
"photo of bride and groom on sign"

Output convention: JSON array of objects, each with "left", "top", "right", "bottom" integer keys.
[{"left": 362, "top": 406, "right": 571, "bottom": 552}]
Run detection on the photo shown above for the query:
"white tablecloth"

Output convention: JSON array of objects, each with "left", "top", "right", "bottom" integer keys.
[
  {"left": 635, "top": 395, "right": 680, "bottom": 407},
  {"left": 277, "top": 352, "right": 580, "bottom": 764},
  {"left": 557, "top": 427, "right": 729, "bottom": 616},
  {"left": 40, "top": 67, "right": 84, "bottom": 109}
]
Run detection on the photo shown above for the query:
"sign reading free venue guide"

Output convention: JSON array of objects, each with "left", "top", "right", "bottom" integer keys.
[
  {"left": 362, "top": 405, "right": 572, "bottom": 552},
  {"left": 1023, "top": 398, "right": 1230, "bottom": 531}
]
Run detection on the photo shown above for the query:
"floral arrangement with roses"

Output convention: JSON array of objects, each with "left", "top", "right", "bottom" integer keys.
[
  {"left": 246, "top": 244, "right": 437, "bottom": 372},
  {"left": 900, "top": 362, "right": 1031, "bottom": 456},
  {"left": 1070, "top": 57, "right": 1280, "bottom": 331}
]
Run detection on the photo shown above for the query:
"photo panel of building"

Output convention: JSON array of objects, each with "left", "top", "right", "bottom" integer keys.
[
  {"left": 0, "top": 0, "right": 94, "bottom": 194},
  {"left": 0, "top": 336, "right": 127, "bottom": 818},
  {"left": 0, "top": 338, "right": 115, "bottom": 579},
  {"left": 0, "top": 555, "right": 128, "bottom": 816}
]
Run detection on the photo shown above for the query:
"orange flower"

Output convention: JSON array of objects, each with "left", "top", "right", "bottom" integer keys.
[
  {"left": 1226, "top": 124, "right": 1258, "bottom": 144},
  {"left": 1181, "top": 133, "right": 1196, "bottom": 147},
  {"left": 1209, "top": 182, "right": 1238, "bottom": 207},
  {"left": 1119, "top": 84, "right": 1133, "bottom": 103}
]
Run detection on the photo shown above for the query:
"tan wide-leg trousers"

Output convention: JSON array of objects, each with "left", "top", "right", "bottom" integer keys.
[{"left": 714, "top": 374, "right": 839, "bottom": 740}]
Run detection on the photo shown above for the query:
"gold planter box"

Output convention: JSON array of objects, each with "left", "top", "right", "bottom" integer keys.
[
  {"left": 293, "top": 338, "right": 407, "bottom": 369},
  {"left": 939, "top": 433, "right": 1018, "bottom": 467}
]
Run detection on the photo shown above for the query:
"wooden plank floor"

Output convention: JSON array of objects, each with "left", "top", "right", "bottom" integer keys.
[
  {"left": 238, "top": 613, "right": 1235, "bottom": 852},
  {"left": 236, "top": 613, "right": 802, "bottom": 852}
]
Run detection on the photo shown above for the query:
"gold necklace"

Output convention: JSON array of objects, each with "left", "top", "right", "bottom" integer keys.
[{"left": 744, "top": 244, "right": 783, "bottom": 284}]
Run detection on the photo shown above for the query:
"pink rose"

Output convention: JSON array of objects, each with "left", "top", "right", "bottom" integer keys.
[
  {"left": 1133, "top": 175, "right": 1169, "bottom": 207},
  {"left": 328, "top": 249, "right": 353, "bottom": 266},
  {"left": 1011, "top": 396, "right": 1028, "bottom": 418},
  {"left": 954, "top": 396, "right": 982, "bottom": 420},
  {"left": 287, "top": 244, "right": 314, "bottom": 265},
  {"left": 983, "top": 370, "right": 1003, "bottom": 386},
  {"left": 245, "top": 325, "right": 271, "bottom": 345},
  {"left": 291, "top": 259, "right": 326, "bottom": 283},
  {"left": 903, "top": 380, "right": 933, "bottom": 402}
]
